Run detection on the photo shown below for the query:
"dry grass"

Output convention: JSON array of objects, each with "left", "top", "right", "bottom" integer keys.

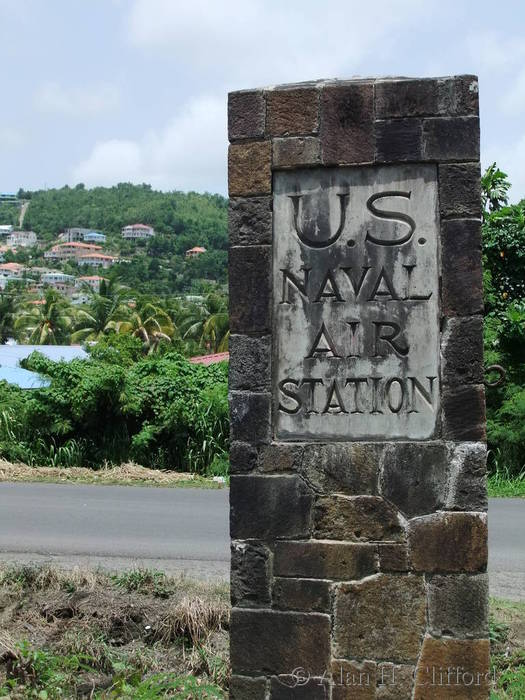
[{"left": 0, "top": 459, "right": 219, "bottom": 488}]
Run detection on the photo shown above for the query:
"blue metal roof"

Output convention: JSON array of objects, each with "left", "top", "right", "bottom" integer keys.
[
  {"left": 0, "top": 366, "right": 50, "bottom": 389},
  {"left": 0, "top": 345, "right": 88, "bottom": 368}
]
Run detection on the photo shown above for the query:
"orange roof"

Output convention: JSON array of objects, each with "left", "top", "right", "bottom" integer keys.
[
  {"left": 186, "top": 246, "right": 207, "bottom": 253},
  {"left": 79, "top": 253, "right": 116, "bottom": 260},
  {"left": 0, "top": 262, "right": 24, "bottom": 271},
  {"left": 53, "top": 242, "right": 102, "bottom": 250},
  {"left": 124, "top": 223, "right": 151, "bottom": 229},
  {"left": 189, "top": 352, "right": 229, "bottom": 365},
  {"left": 78, "top": 275, "right": 107, "bottom": 281}
]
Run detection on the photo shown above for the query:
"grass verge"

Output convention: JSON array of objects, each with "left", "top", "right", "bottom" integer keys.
[
  {"left": 0, "top": 460, "right": 227, "bottom": 489},
  {"left": 488, "top": 469, "right": 525, "bottom": 498},
  {"left": 491, "top": 597, "right": 525, "bottom": 698},
  {"left": 0, "top": 564, "right": 229, "bottom": 698}
]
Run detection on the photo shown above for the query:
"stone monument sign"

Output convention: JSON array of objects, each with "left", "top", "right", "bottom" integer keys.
[{"left": 229, "top": 76, "right": 489, "bottom": 699}]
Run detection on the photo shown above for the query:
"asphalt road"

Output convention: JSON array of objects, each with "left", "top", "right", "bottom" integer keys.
[{"left": 0, "top": 484, "right": 522, "bottom": 598}]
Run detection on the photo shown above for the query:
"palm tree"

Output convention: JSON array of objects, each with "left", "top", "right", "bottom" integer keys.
[
  {"left": 481, "top": 163, "right": 511, "bottom": 215},
  {"left": 179, "top": 293, "right": 229, "bottom": 353},
  {"left": 70, "top": 294, "right": 128, "bottom": 343},
  {"left": 114, "top": 302, "right": 175, "bottom": 354},
  {"left": 14, "top": 289, "right": 74, "bottom": 344}
]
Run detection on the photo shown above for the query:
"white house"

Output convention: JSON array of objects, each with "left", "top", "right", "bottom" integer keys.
[
  {"left": 0, "top": 263, "right": 27, "bottom": 290},
  {"left": 44, "top": 242, "right": 102, "bottom": 261},
  {"left": 6, "top": 230, "right": 37, "bottom": 248},
  {"left": 77, "top": 275, "right": 107, "bottom": 293},
  {"left": 59, "top": 228, "right": 106, "bottom": 244},
  {"left": 41, "top": 271, "right": 76, "bottom": 294},
  {"left": 121, "top": 223, "right": 155, "bottom": 239},
  {"left": 185, "top": 246, "right": 207, "bottom": 258},
  {"left": 0, "top": 225, "right": 14, "bottom": 235},
  {"left": 77, "top": 253, "right": 118, "bottom": 269}
]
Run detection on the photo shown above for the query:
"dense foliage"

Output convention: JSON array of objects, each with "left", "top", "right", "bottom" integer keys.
[{"left": 0, "top": 339, "right": 228, "bottom": 475}]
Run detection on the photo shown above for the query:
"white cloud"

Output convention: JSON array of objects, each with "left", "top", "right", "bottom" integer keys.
[
  {"left": 34, "top": 82, "right": 121, "bottom": 116},
  {"left": 0, "top": 126, "right": 24, "bottom": 149},
  {"left": 125, "top": 0, "right": 436, "bottom": 86},
  {"left": 72, "top": 95, "right": 226, "bottom": 192}
]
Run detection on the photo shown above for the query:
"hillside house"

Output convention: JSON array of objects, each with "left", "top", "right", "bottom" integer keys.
[
  {"left": 185, "top": 246, "right": 207, "bottom": 258},
  {"left": 0, "top": 262, "right": 28, "bottom": 290},
  {"left": 77, "top": 275, "right": 107, "bottom": 293},
  {"left": 121, "top": 223, "right": 155, "bottom": 239},
  {"left": 41, "top": 271, "right": 76, "bottom": 293},
  {"left": 6, "top": 230, "right": 37, "bottom": 248},
  {"left": 59, "top": 228, "right": 107, "bottom": 244},
  {"left": 77, "top": 253, "right": 118, "bottom": 269},
  {"left": 44, "top": 242, "right": 102, "bottom": 261}
]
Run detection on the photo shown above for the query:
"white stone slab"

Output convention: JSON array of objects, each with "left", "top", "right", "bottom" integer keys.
[{"left": 273, "top": 165, "right": 440, "bottom": 440}]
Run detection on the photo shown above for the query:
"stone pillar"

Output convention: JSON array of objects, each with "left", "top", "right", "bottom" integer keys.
[{"left": 228, "top": 77, "right": 489, "bottom": 699}]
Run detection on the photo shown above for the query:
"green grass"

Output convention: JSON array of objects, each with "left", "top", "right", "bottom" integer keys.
[
  {"left": 490, "top": 598, "right": 525, "bottom": 699},
  {"left": 488, "top": 468, "right": 525, "bottom": 497}
]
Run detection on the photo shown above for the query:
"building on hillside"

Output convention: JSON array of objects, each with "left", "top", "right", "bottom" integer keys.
[
  {"left": 185, "top": 246, "right": 207, "bottom": 258},
  {"left": 77, "top": 275, "right": 107, "bottom": 293},
  {"left": 189, "top": 352, "right": 229, "bottom": 365},
  {"left": 77, "top": 253, "right": 118, "bottom": 269},
  {"left": 121, "top": 223, "right": 155, "bottom": 239},
  {"left": 6, "top": 230, "right": 37, "bottom": 248},
  {"left": 44, "top": 242, "right": 102, "bottom": 261},
  {"left": 41, "top": 271, "right": 76, "bottom": 293},
  {"left": 0, "top": 225, "right": 14, "bottom": 235},
  {"left": 59, "top": 228, "right": 106, "bottom": 244},
  {"left": 0, "top": 263, "right": 29, "bottom": 290},
  {"left": 0, "top": 193, "right": 17, "bottom": 203}
]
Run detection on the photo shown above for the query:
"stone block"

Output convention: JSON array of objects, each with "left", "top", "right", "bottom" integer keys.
[
  {"left": 380, "top": 442, "right": 448, "bottom": 517},
  {"left": 273, "top": 137, "right": 321, "bottom": 168},
  {"left": 422, "top": 116, "right": 480, "bottom": 161},
  {"left": 230, "top": 475, "right": 312, "bottom": 539},
  {"left": 378, "top": 544, "right": 410, "bottom": 572},
  {"left": 334, "top": 574, "right": 426, "bottom": 662},
  {"left": 442, "top": 385, "right": 486, "bottom": 442},
  {"left": 442, "top": 317, "right": 484, "bottom": 386},
  {"left": 427, "top": 574, "right": 489, "bottom": 638},
  {"left": 375, "top": 75, "right": 478, "bottom": 118},
  {"left": 230, "top": 441, "right": 258, "bottom": 474},
  {"left": 446, "top": 443, "right": 488, "bottom": 512},
  {"left": 259, "top": 443, "right": 304, "bottom": 473},
  {"left": 228, "top": 90, "right": 266, "bottom": 140},
  {"left": 229, "top": 196, "right": 272, "bottom": 246},
  {"left": 408, "top": 512, "right": 488, "bottom": 573},
  {"left": 331, "top": 660, "right": 376, "bottom": 699},
  {"left": 229, "top": 245, "right": 271, "bottom": 333},
  {"left": 441, "top": 218, "right": 483, "bottom": 317},
  {"left": 375, "top": 118, "right": 423, "bottom": 162},
  {"left": 299, "top": 443, "right": 380, "bottom": 495},
  {"left": 439, "top": 74, "right": 479, "bottom": 116},
  {"left": 230, "top": 392, "right": 271, "bottom": 445},
  {"left": 230, "top": 608, "right": 330, "bottom": 676},
  {"left": 229, "top": 141, "right": 272, "bottom": 196},
  {"left": 273, "top": 577, "right": 331, "bottom": 613},
  {"left": 231, "top": 541, "right": 272, "bottom": 607},
  {"left": 266, "top": 87, "right": 319, "bottom": 136},
  {"left": 314, "top": 495, "right": 404, "bottom": 542},
  {"left": 271, "top": 676, "right": 331, "bottom": 699},
  {"left": 413, "top": 637, "right": 490, "bottom": 699},
  {"left": 439, "top": 163, "right": 481, "bottom": 219},
  {"left": 376, "top": 663, "right": 415, "bottom": 699},
  {"left": 230, "top": 675, "right": 268, "bottom": 700},
  {"left": 320, "top": 83, "right": 374, "bottom": 164},
  {"left": 274, "top": 541, "right": 376, "bottom": 581},
  {"left": 229, "top": 334, "right": 271, "bottom": 391}
]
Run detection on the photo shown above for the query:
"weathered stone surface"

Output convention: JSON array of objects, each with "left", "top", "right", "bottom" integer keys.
[
  {"left": 422, "top": 116, "right": 480, "bottom": 161},
  {"left": 273, "top": 137, "right": 321, "bottom": 168},
  {"left": 408, "top": 512, "right": 488, "bottom": 573},
  {"left": 320, "top": 83, "right": 374, "bottom": 164},
  {"left": 229, "top": 141, "right": 272, "bottom": 196},
  {"left": 230, "top": 441, "right": 258, "bottom": 474},
  {"left": 428, "top": 574, "right": 489, "bottom": 638},
  {"left": 229, "top": 196, "right": 272, "bottom": 246},
  {"left": 230, "top": 392, "right": 271, "bottom": 445},
  {"left": 375, "top": 118, "right": 423, "bottom": 162},
  {"left": 231, "top": 541, "right": 272, "bottom": 607},
  {"left": 299, "top": 444, "right": 380, "bottom": 495},
  {"left": 230, "top": 609, "right": 330, "bottom": 675},
  {"left": 376, "top": 663, "right": 415, "bottom": 699},
  {"left": 442, "top": 385, "right": 486, "bottom": 442},
  {"left": 274, "top": 541, "right": 376, "bottom": 581},
  {"left": 441, "top": 218, "right": 483, "bottom": 317},
  {"left": 266, "top": 87, "right": 319, "bottom": 136},
  {"left": 334, "top": 574, "right": 426, "bottom": 662},
  {"left": 271, "top": 676, "right": 331, "bottom": 699},
  {"left": 259, "top": 443, "right": 304, "bottom": 473},
  {"left": 314, "top": 496, "right": 404, "bottom": 542},
  {"left": 331, "top": 660, "right": 376, "bottom": 699},
  {"left": 228, "top": 90, "right": 266, "bottom": 140},
  {"left": 229, "top": 245, "right": 271, "bottom": 333},
  {"left": 375, "top": 76, "right": 479, "bottom": 118},
  {"left": 413, "top": 637, "right": 490, "bottom": 699},
  {"left": 273, "top": 165, "right": 440, "bottom": 440},
  {"left": 442, "top": 317, "right": 484, "bottom": 386},
  {"left": 230, "top": 475, "right": 312, "bottom": 539},
  {"left": 380, "top": 443, "right": 448, "bottom": 517},
  {"left": 446, "top": 443, "right": 488, "bottom": 512},
  {"left": 439, "top": 163, "right": 481, "bottom": 218},
  {"left": 230, "top": 675, "right": 268, "bottom": 700},
  {"left": 378, "top": 544, "right": 409, "bottom": 572},
  {"left": 273, "top": 577, "right": 331, "bottom": 613},
  {"left": 229, "top": 335, "right": 271, "bottom": 391}
]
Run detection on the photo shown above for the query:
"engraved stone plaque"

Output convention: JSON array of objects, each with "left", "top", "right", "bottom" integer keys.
[{"left": 273, "top": 164, "right": 440, "bottom": 440}]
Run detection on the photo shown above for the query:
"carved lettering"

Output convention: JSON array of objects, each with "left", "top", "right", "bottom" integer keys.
[
  {"left": 365, "top": 191, "right": 416, "bottom": 246},
  {"left": 306, "top": 323, "right": 341, "bottom": 358},
  {"left": 373, "top": 322, "right": 409, "bottom": 357},
  {"left": 290, "top": 192, "right": 349, "bottom": 248}
]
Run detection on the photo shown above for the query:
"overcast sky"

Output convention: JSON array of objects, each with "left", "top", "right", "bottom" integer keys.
[{"left": 0, "top": 0, "right": 524, "bottom": 199}]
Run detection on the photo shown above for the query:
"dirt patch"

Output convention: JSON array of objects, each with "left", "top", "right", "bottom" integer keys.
[{"left": 0, "top": 564, "right": 229, "bottom": 698}]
